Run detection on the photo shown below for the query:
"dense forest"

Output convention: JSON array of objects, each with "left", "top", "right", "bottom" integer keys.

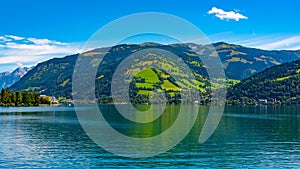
[
  {"left": 0, "top": 88, "right": 47, "bottom": 106},
  {"left": 227, "top": 59, "right": 300, "bottom": 105}
]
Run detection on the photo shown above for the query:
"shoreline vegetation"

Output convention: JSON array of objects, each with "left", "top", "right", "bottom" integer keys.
[
  {"left": 1, "top": 102, "right": 299, "bottom": 107},
  {"left": 0, "top": 88, "right": 51, "bottom": 107},
  {"left": 0, "top": 88, "right": 299, "bottom": 107}
]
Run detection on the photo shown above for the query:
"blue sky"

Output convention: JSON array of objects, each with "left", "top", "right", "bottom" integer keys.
[{"left": 1, "top": 0, "right": 300, "bottom": 72}]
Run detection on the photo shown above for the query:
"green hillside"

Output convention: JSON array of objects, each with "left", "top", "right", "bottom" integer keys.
[
  {"left": 213, "top": 42, "right": 300, "bottom": 80},
  {"left": 227, "top": 59, "right": 300, "bottom": 105},
  {"left": 85, "top": 43, "right": 211, "bottom": 103},
  {"left": 10, "top": 42, "right": 300, "bottom": 104},
  {"left": 11, "top": 54, "right": 77, "bottom": 99},
  {"left": 12, "top": 43, "right": 211, "bottom": 103}
]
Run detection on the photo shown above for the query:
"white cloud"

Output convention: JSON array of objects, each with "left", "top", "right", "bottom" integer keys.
[
  {"left": 0, "top": 35, "right": 82, "bottom": 72},
  {"left": 0, "top": 36, "right": 11, "bottom": 42},
  {"left": 27, "top": 38, "right": 52, "bottom": 45},
  {"left": 5, "top": 35, "right": 25, "bottom": 40},
  {"left": 209, "top": 33, "right": 300, "bottom": 50},
  {"left": 16, "top": 61, "right": 23, "bottom": 68},
  {"left": 208, "top": 7, "right": 248, "bottom": 21},
  {"left": 235, "top": 35, "right": 300, "bottom": 50},
  {"left": 258, "top": 35, "right": 300, "bottom": 50},
  {"left": 27, "top": 37, "right": 67, "bottom": 45}
]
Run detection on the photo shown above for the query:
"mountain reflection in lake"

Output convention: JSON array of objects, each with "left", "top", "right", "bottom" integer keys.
[{"left": 0, "top": 105, "right": 299, "bottom": 168}]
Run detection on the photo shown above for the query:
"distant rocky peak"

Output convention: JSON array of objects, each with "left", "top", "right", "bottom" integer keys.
[{"left": 0, "top": 66, "right": 32, "bottom": 89}]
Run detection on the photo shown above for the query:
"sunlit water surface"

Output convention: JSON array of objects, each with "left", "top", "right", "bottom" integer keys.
[{"left": 0, "top": 105, "right": 299, "bottom": 168}]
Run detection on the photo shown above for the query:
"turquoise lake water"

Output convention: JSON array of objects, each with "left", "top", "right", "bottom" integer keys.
[{"left": 0, "top": 105, "right": 299, "bottom": 168}]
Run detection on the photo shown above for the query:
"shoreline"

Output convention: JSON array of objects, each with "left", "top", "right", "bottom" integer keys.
[{"left": 0, "top": 103, "right": 299, "bottom": 108}]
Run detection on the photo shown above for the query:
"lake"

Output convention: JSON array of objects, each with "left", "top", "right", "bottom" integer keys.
[{"left": 0, "top": 105, "right": 299, "bottom": 168}]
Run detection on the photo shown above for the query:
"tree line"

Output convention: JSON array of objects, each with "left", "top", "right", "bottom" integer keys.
[{"left": 0, "top": 88, "right": 51, "bottom": 106}]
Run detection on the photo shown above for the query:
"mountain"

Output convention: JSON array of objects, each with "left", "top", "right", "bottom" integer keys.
[
  {"left": 11, "top": 44, "right": 210, "bottom": 102},
  {"left": 227, "top": 59, "right": 300, "bottom": 105},
  {"left": 0, "top": 67, "right": 32, "bottom": 89},
  {"left": 10, "top": 42, "right": 300, "bottom": 102},
  {"left": 11, "top": 55, "right": 77, "bottom": 99},
  {"left": 213, "top": 42, "right": 300, "bottom": 80}
]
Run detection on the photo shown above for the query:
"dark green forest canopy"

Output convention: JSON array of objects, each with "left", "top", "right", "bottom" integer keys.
[
  {"left": 0, "top": 88, "right": 42, "bottom": 106},
  {"left": 227, "top": 59, "right": 300, "bottom": 105}
]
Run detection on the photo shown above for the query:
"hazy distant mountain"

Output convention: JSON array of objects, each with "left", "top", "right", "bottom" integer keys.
[
  {"left": 0, "top": 67, "right": 32, "bottom": 89},
  {"left": 10, "top": 42, "right": 300, "bottom": 102}
]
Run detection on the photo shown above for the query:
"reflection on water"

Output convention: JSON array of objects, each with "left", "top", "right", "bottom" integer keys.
[{"left": 0, "top": 105, "right": 299, "bottom": 168}]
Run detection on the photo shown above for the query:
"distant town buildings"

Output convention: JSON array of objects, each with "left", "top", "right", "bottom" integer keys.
[
  {"left": 258, "top": 99, "right": 268, "bottom": 105},
  {"left": 50, "top": 96, "right": 58, "bottom": 104},
  {"left": 40, "top": 95, "right": 58, "bottom": 105}
]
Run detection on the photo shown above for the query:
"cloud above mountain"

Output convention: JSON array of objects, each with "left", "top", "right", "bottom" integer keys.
[
  {"left": 208, "top": 7, "right": 248, "bottom": 21},
  {"left": 0, "top": 35, "right": 82, "bottom": 72}
]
